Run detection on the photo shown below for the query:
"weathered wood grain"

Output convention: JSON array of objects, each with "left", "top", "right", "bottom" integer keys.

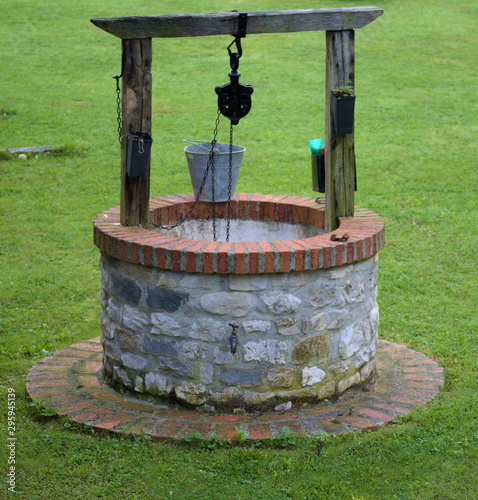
[
  {"left": 325, "top": 30, "right": 356, "bottom": 233},
  {"left": 91, "top": 7, "right": 383, "bottom": 39},
  {"left": 120, "top": 38, "right": 152, "bottom": 228}
]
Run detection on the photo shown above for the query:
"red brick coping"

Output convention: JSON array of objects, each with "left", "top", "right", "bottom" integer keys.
[
  {"left": 26, "top": 339, "right": 443, "bottom": 441},
  {"left": 93, "top": 194, "right": 385, "bottom": 274}
]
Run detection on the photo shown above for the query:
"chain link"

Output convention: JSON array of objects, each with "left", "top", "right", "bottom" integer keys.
[
  {"left": 226, "top": 122, "right": 234, "bottom": 242},
  {"left": 211, "top": 115, "right": 218, "bottom": 241},
  {"left": 114, "top": 75, "right": 122, "bottom": 143}
]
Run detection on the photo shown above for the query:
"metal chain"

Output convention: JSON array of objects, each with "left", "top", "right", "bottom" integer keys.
[
  {"left": 211, "top": 118, "right": 218, "bottom": 241},
  {"left": 114, "top": 75, "right": 122, "bottom": 143},
  {"left": 226, "top": 122, "right": 234, "bottom": 242},
  {"left": 150, "top": 110, "right": 221, "bottom": 232}
]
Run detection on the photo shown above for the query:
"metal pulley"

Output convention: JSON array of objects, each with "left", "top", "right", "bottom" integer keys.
[{"left": 215, "top": 13, "right": 254, "bottom": 125}]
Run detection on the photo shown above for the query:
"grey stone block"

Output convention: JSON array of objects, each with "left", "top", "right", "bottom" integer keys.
[
  {"left": 267, "top": 367, "right": 296, "bottom": 388},
  {"left": 316, "top": 380, "right": 336, "bottom": 399},
  {"left": 143, "top": 336, "right": 178, "bottom": 357},
  {"left": 150, "top": 312, "right": 181, "bottom": 336},
  {"left": 121, "top": 353, "right": 147, "bottom": 371},
  {"left": 302, "top": 366, "right": 326, "bottom": 386},
  {"left": 229, "top": 275, "right": 268, "bottom": 291},
  {"left": 134, "top": 376, "right": 144, "bottom": 393},
  {"left": 117, "top": 327, "right": 140, "bottom": 353},
  {"left": 213, "top": 347, "right": 235, "bottom": 365},
  {"left": 158, "top": 356, "right": 191, "bottom": 378},
  {"left": 260, "top": 292, "right": 301, "bottom": 315},
  {"left": 337, "top": 372, "right": 361, "bottom": 393},
  {"left": 181, "top": 342, "right": 207, "bottom": 359},
  {"left": 309, "top": 310, "right": 349, "bottom": 331},
  {"left": 220, "top": 369, "right": 262, "bottom": 387},
  {"left": 147, "top": 287, "right": 189, "bottom": 312},
  {"left": 244, "top": 340, "right": 287, "bottom": 364},
  {"left": 113, "top": 366, "right": 133, "bottom": 387},
  {"left": 242, "top": 320, "right": 272, "bottom": 334},
  {"left": 101, "top": 317, "right": 116, "bottom": 340},
  {"left": 121, "top": 304, "right": 150, "bottom": 332},
  {"left": 325, "top": 265, "right": 353, "bottom": 280},
  {"left": 292, "top": 335, "right": 329, "bottom": 364},
  {"left": 308, "top": 285, "right": 338, "bottom": 308},
  {"left": 144, "top": 372, "right": 172, "bottom": 395},
  {"left": 188, "top": 319, "right": 228, "bottom": 342},
  {"left": 155, "top": 272, "right": 179, "bottom": 288},
  {"left": 199, "top": 363, "right": 214, "bottom": 385},
  {"left": 199, "top": 292, "right": 253, "bottom": 317},
  {"left": 106, "top": 297, "right": 122, "bottom": 324},
  {"left": 276, "top": 317, "right": 300, "bottom": 335},
  {"left": 343, "top": 277, "right": 365, "bottom": 303},
  {"left": 111, "top": 272, "right": 142, "bottom": 304},
  {"left": 243, "top": 390, "right": 275, "bottom": 404},
  {"left": 174, "top": 382, "right": 207, "bottom": 405},
  {"left": 274, "top": 401, "right": 293, "bottom": 412},
  {"left": 360, "top": 360, "right": 376, "bottom": 382}
]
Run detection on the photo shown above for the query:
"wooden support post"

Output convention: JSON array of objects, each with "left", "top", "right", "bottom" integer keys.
[
  {"left": 120, "top": 38, "right": 152, "bottom": 227},
  {"left": 325, "top": 30, "right": 356, "bottom": 233}
]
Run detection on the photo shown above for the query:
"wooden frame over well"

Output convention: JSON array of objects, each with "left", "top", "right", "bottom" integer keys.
[{"left": 91, "top": 7, "right": 383, "bottom": 231}]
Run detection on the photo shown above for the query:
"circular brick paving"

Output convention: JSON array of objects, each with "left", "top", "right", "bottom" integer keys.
[{"left": 26, "top": 338, "right": 444, "bottom": 441}]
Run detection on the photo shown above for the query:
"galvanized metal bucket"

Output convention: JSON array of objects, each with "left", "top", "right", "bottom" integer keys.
[{"left": 184, "top": 142, "right": 245, "bottom": 202}]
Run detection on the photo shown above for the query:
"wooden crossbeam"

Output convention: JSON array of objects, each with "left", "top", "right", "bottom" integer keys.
[{"left": 91, "top": 7, "right": 383, "bottom": 39}]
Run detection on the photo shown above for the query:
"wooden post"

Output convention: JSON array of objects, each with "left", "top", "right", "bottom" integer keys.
[
  {"left": 120, "top": 38, "right": 152, "bottom": 227},
  {"left": 325, "top": 30, "right": 356, "bottom": 232}
]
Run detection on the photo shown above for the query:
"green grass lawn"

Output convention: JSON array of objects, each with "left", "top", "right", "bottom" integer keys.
[{"left": 1, "top": 0, "right": 477, "bottom": 498}]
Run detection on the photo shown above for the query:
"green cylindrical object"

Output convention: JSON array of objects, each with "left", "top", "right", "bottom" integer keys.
[{"left": 308, "top": 138, "right": 324, "bottom": 155}]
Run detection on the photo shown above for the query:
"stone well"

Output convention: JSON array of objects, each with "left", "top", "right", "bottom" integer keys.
[{"left": 94, "top": 193, "right": 384, "bottom": 411}]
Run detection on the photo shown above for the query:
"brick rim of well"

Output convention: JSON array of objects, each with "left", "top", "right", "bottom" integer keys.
[
  {"left": 26, "top": 338, "right": 444, "bottom": 441},
  {"left": 93, "top": 194, "right": 385, "bottom": 274}
]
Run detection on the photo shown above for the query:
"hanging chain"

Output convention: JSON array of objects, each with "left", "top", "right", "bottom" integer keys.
[
  {"left": 211, "top": 119, "right": 218, "bottom": 242},
  {"left": 150, "top": 110, "right": 221, "bottom": 232},
  {"left": 226, "top": 122, "right": 234, "bottom": 242},
  {"left": 114, "top": 75, "right": 122, "bottom": 143}
]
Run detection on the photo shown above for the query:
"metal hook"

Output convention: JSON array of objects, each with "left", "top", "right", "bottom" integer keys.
[
  {"left": 226, "top": 13, "right": 247, "bottom": 71},
  {"left": 227, "top": 36, "right": 242, "bottom": 57},
  {"left": 227, "top": 38, "right": 242, "bottom": 71}
]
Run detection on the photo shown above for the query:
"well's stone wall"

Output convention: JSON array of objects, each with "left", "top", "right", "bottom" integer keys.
[
  {"left": 95, "top": 194, "right": 385, "bottom": 411},
  {"left": 100, "top": 255, "right": 379, "bottom": 410}
]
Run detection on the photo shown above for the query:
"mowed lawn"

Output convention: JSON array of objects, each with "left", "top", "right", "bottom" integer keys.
[{"left": 1, "top": 0, "right": 477, "bottom": 498}]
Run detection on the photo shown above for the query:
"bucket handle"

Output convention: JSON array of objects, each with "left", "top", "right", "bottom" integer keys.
[{"left": 183, "top": 139, "right": 219, "bottom": 153}]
